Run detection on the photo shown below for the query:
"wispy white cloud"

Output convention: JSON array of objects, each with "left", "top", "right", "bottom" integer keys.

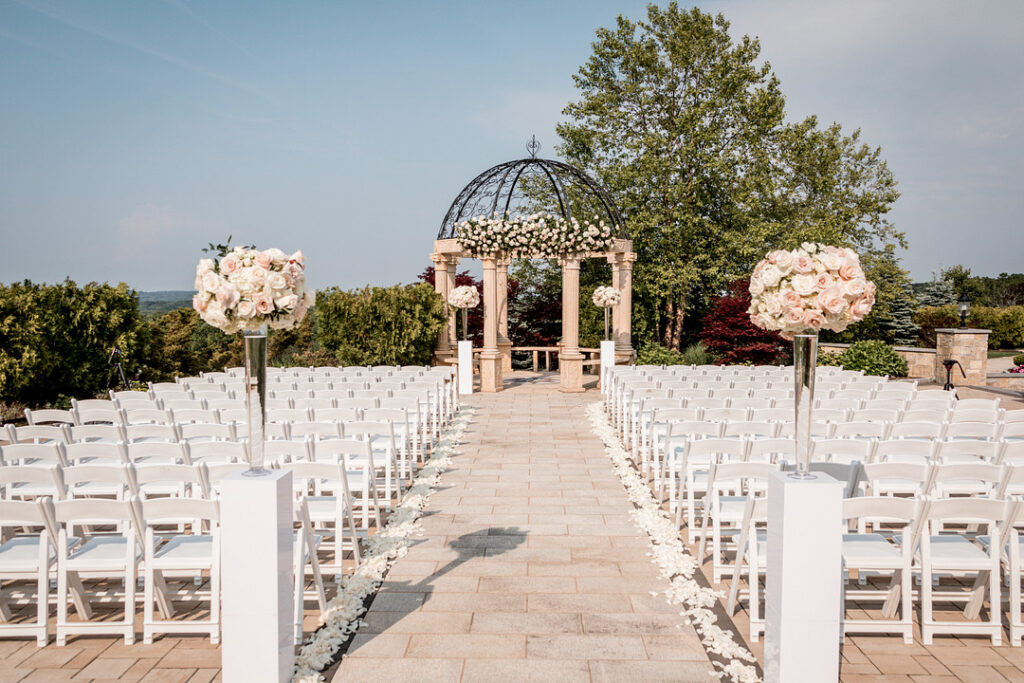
[{"left": 13, "top": 0, "right": 273, "bottom": 101}]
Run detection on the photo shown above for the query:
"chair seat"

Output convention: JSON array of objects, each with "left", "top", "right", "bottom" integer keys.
[
  {"left": 152, "top": 535, "right": 214, "bottom": 569},
  {"left": 8, "top": 482, "right": 60, "bottom": 497},
  {"left": 306, "top": 496, "right": 344, "bottom": 522},
  {"left": 842, "top": 533, "right": 903, "bottom": 567},
  {"left": 70, "top": 483, "right": 123, "bottom": 497},
  {"left": 923, "top": 535, "right": 992, "bottom": 570},
  {"left": 67, "top": 536, "right": 139, "bottom": 568},
  {"left": 714, "top": 496, "right": 748, "bottom": 523},
  {"left": 0, "top": 535, "right": 49, "bottom": 571}
]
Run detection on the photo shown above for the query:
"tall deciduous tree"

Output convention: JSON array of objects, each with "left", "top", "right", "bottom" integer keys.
[{"left": 557, "top": 3, "right": 902, "bottom": 349}]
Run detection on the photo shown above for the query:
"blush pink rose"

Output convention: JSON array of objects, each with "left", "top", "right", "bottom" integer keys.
[
  {"left": 220, "top": 254, "right": 241, "bottom": 275},
  {"left": 784, "top": 306, "right": 805, "bottom": 326},
  {"left": 250, "top": 266, "right": 268, "bottom": 284},
  {"left": 817, "top": 286, "right": 847, "bottom": 315},
  {"left": 803, "top": 308, "right": 825, "bottom": 329},
  {"left": 782, "top": 290, "right": 803, "bottom": 307},
  {"left": 200, "top": 271, "right": 221, "bottom": 293},
  {"left": 814, "top": 273, "right": 834, "bottom": 292},
  {"left": 192, "top": 293, "right": 208, "bottom": 312},
  {"left": 254, "top": 250, "right": 273, "bottom": 269},
  {"left": 793, "top": 254, "right": 814, "bottom": 274},
  {"left": 253, "top": 293, "right": 273, "bottom": 315},
  {"left": 850, "top": 295, "right": 873, "bottom": 319},
  {"left": 838, "top": 261, "right": 861, "bottom": 280},
  {"left": 843, "top": 277, "right": 866, "bottom": 297}
]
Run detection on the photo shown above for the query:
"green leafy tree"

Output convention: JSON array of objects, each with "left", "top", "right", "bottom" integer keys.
[{"left": 557, "top": 3, "right": 901, "bottom": 349}]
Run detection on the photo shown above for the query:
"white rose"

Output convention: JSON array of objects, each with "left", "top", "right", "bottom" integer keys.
[
  {"left": 760, "top": 264, "right": 782, "bottom": 288},
  {"left": 275, "top": 294, "right": 299, "bottom": 310},
  {"left": 791, "top": 273, "right": 816, "bottom": 296},
  {"left": 801, "top": 242, "right": 817, "bottom": 253},
  {"left": 196, "top": 258, "right": 215, "bottom": 275},
  {"left": 748, "top": 276, "right": 765, "bottom": 296},
  {"left": 265, "top": 271, "right": 287, "bottom": 292}
]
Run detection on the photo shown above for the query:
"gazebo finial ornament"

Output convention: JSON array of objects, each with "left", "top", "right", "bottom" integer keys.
[{"left": 526, "top": 134, "right": 540, "bottom": 158}]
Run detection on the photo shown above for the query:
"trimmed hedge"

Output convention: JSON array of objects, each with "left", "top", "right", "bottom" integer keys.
[
  {"left": 316, "top": 284, "right": 446, "bottom": 366},
  {"left": 915, "top": 305, "right": 1024, "bottom": 349},
  {"left": 820, "top": 340, "right": 908, "bottom": 377}
]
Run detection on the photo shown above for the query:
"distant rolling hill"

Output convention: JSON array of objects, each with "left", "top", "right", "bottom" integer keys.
[{"left": 138, "top": 290, "right": 193, "bottom": 316}]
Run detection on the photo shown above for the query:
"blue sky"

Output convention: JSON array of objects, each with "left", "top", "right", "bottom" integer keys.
[{"left": 1, "top": 0, "right": 1021, "bottom": 291}]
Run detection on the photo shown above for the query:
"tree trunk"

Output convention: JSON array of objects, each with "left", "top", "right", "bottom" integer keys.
[
  {"left": 661, "top": 300, "right": 675, "bottom": 348},
  {"left": 669, "top": 294, "right": 686, "bottom": 350}
]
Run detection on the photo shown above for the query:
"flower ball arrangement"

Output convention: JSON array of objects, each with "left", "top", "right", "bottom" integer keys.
[
  {"left": 193, "top": 247, "right": 312, "bottom": 333},
  {"left": 447, "top": 285, "right": 480, "bottom": 309},
  {"left": 748, "top": 242, "right": 875, "bottom": 339},
  {"left": 592, "top": 286, "right": 621, "bottom": 308},
  {"left": 455, "top": 212, "right": 614, "bottom": 258}
]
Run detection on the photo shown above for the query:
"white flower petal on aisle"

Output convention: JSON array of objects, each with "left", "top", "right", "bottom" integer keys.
[
  {"left": 291, "top": 407, "right": 475, "bottom": 683},
  {"left": 586, "top": 402, "right": 761, "bottom": 683}
]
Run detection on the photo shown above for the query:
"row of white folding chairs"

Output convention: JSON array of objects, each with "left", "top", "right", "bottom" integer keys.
[
  {"left": 725, "top": 494, "right": 1024, "bottom": 646},
  {"left": 0, "top": 445, "right": 385, "bottom": 531},
  {"left": 0, "top": 486, "right": 346, "bottom": 648},
  {"left": 658, "top": 437, "right": 1024, "bottom": 531}
]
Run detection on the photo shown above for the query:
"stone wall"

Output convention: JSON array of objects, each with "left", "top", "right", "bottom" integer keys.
[
  {"left": 935, "top": 328, "right": 990, "bottom": 387},
  {"left": 987, "top": 373, "right": 1024, "bottom": 391},
  {"left": 818, "top": 343, "right": 937, "bottom": 380}
]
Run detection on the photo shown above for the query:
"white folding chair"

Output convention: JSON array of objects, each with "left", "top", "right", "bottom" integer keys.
[
  {"left": 67, "top": 424, "right": 125, "bottom": 444},
  {"left": 133, "top": 497, "right": 221, "bottom": 644},
  {"left": 0, "top": 465, "right": 66, "bottom": 501},
  {"left": 293, "top": 496, "right": 327, "bottom": 643},
  {"left": 186, "top": 441, "right": 247, "bottom": 465},
  {"left": 8, "top": 425, "right": 69, "bottom": 445},
  {"left": 811, "top": 438, "right": 875, "bottom": 465},
  {"left": 178, "top": 422, "right": 236, "bottom": 444},
  {"left": 125, "top": 424, "right": 180, "bottom": 444},
  {"left": 727, "top": 496, "right": 768, "bottom": 641},
  {"left": 917, "top": 497, "right": 1017, "bottom": 645},
  {"left": 0, "top": 499, "right": 63, "bottom": 645},
  {"left": 840, "top": 496, "right": 927, "bottom": 644},
  {"left": 280, "top": 462, "right": 363, "bottom": 578},
  {"left": 52, "top": 498, "right": 141, "bottom": 645}
]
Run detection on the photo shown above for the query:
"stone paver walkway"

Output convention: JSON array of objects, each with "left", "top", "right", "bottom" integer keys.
[{"left": 332, "top": 375, "right": 713, "bottom": 682}]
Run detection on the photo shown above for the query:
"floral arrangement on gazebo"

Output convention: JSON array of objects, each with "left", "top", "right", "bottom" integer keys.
[{"left": 456, "top": 212, "right": 614, "bottom": 257}]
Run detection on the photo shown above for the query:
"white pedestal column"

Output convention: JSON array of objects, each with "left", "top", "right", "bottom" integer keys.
[
  {"left": 600, "top": 340, "right": 616, "bottom": 394},
  {"left": 458, "top": 340, "right": 473, "bottom": 395},
  {"left": 765, "top": 470, "right": 842, "bottom": 683},
  {"left": 221, "top": 470, "right": 294, "bottom": 683}
]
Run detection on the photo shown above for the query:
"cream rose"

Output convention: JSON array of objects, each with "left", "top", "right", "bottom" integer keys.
[
  {"left": 791, "top": 273, "right": 816, "bottom": 296},
  {"left": 784, "top": 306, "right": 805, "bottom": 326},
  {"left": 219, "top": 253, "right": 241, "bottom": 275},
  {"left": 275, "top": 294, "right": 299, "bottom": 311},
  {"left": 814, "top": 273, "right": 834, "bottom": 292},
  {"left": 216, "top": 282, "right": 240, "bottom": 309},
  {"left": 838, "top": 261, "right": 861, "bottom": 280},
  {"left": 196, "top": 258, "right": 215, "bottom": 275},
  {"left": 265, "top": 271, "right": 287, "bottom": 292},
  {"left": 201, "top": 271, "right": 221, "bottom": 293},
  {"left": 843, "top": 277, "right": 866, "bottom": 298},
  {"left": 235, "top": 300, "right": 255, "bottom": 319},
  {"left": 774, "top": 250, "right": 794, "bottom": 273},
  {"left": 761, "top": 264, "right": 782, "bottom": 287},
  {"left": 764, "top": 294, "right": 784, "bottom": 317},
  {"left": 749, "top": 276, "right": 765, "bottom": 296},
  {"left": 803, "top": 308, "right": 826, "bottom": 329},
  {"left": 254, "top": 250, "right": 273, "bottom": 269},
  {"left": 192, "top": 293, "right": 209, "bottom": 312}
]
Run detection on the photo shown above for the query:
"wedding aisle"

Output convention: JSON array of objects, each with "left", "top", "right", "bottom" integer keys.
[{"left": 331, "top": 375, "right": 714, "bottom": 682}]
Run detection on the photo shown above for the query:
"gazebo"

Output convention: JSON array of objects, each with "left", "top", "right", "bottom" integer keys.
[{"left": 430, "top": 139, "right": 636, "bottom": 393}]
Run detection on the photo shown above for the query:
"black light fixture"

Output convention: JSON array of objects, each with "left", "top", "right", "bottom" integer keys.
[{"left": 958, "top": 292, "right": 972, "bottom": 328}]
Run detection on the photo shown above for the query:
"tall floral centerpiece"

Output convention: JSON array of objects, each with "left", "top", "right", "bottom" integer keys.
[
  {"left": 592, "top": 286, "right": 621, "bottom": 341},
  {"left": 748, "top": 243, "right": 875, "bottom": 477},
  {"left": 448, "top": 285, "right": 480, "bottom": 341},
  {"left": 193, "top": 246, "right": 312, "bottom": 475}
]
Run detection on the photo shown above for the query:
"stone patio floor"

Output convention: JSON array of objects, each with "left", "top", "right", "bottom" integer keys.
[{"left": 329, "top": 372, "right": 714, "bottom": 682}]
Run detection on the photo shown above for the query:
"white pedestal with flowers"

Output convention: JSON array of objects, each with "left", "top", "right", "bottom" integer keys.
[
  {"left": 592, "top": 285, "right": 621, "bottom": 391},
  {"left": 194, "top": 244, "right": 313, "bottom": 682},
  {"left": 449, "top": 285, "right": 480, "bottom": 395},
  {"left": 748, "top": 242, "right": 875, "bottom": 683}
]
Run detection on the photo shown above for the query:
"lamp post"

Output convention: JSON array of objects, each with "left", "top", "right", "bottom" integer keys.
[{"left": 958, "top": 292, "right": 972, "bottom": 328}]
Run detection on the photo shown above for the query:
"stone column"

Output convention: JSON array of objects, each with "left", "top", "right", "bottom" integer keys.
[
  {"left": 496, "top": 257, "right": 513, "bottom": 373},
  {"left": 431, "top": 253, "right": 451, "bottom": 360},
  {"left": 445, "top": 256, "right": 459, "bottom": 348},
  {"left": 615, "top": 252, "right": 636, "bottom": 360},
  {"left": 479, "top": 257, "right": 503, "bottom": 392},
  {"left": 559, "top": 257, "right": 585, "bottom": 393},
  {"left": 610, "top": 254, "right": 622, "bottom": 344},
  {"left": 935, "top": 328, "right": 991, "bottom": 387}
]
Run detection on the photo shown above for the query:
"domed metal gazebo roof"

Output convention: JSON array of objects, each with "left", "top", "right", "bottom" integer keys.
[{"left": 437, "top": 137, "right": 626, "bottom": 240}]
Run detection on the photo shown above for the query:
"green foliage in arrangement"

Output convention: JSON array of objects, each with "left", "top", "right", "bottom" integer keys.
[
  {"left": 829, "top": 340, "right": 909, "bottom": 377},
  {"left": 316, "top": 284, "right": 446, "bottom": 366},
  {"left": 0, "top": 280, "right": 147, "bottom": 404},
  {"left": 557, "top": 3, "right": 902, "bottom": 350}
]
